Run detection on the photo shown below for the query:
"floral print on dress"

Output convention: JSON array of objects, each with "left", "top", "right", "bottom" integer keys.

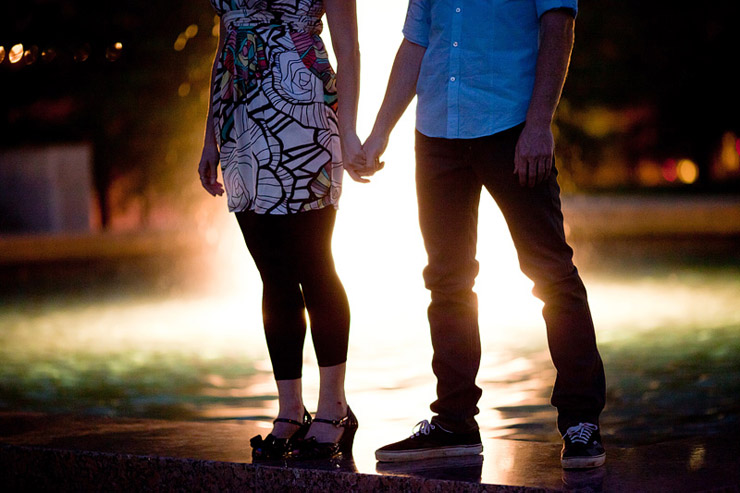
[{"left": 209, "top": 0, "right": 342, "bottom": 214}]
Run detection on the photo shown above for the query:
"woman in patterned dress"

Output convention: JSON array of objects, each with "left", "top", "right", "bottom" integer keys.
[{"left": 198, "top": 0, "right": 364, "bottom": 459}]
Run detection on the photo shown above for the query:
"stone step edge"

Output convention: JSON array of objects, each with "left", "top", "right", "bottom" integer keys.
[{"left": 0, "top": 443, "right": 557, "bottom": 493}]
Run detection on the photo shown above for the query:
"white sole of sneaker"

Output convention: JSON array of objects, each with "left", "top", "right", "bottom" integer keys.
[
  {"left": 561, "top": 452, "right": 606, "bottom": 469},
  {"left": 375, "top": 444, "right": 483, "bottom": 462}
]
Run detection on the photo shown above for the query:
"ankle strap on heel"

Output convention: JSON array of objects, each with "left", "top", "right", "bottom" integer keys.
[
  {"left": 313, "top": 407, "right": 355, "bottom": 428},
  {"left": 313, "top": 415, "right": 350, "bottom": 428},
  {"left": 273, "top": 407, "right": 312, "bottom": 426}
]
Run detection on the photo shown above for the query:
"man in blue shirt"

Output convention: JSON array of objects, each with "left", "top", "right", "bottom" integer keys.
[{"left": 355, "top": 0, "right": 606, "bottom": 469}]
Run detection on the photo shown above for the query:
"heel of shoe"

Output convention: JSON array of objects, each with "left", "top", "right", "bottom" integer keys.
[
  {"left": 338, "top": 406, "right": 358, "bottom": 455},
  {"left": 292, "top": 405, "right": 358, "bottom": 459},
  {"left": 338, "top": 425, "right": 357, "bottom": 454}
]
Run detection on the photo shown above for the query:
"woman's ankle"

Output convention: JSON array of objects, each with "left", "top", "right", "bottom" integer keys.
[
  {"left": 276, "top": 403, "right": 306, "bottom": 421},
  {"left": 315, "top": 399, "right": 347, "bottom": 419}
]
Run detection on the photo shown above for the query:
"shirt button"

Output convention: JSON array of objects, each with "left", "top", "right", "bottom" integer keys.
[
  {"left": 456, "top": 7, "right": 461, "bottom": 13},
  {"left": 453, "top": 41, "right": 459, "bottom": 47},
  {"left": 450, "top": 76, "right": 456, "bottom": 82}
]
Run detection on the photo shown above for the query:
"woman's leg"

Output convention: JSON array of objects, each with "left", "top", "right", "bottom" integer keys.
[
  {"left": 273, "top": 379, "right": 305, "bottom": 438},
  {"left": 290, "top": 206, "right": 351, "bottom": 443},
  {"left": 235, "top": 211, "right": 308, "bottom": 437}
]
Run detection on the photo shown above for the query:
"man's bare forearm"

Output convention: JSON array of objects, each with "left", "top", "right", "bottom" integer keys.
[
  {"left": 370, "top": 39, "right": 426, "bottom": 138},
  {"left": 525, "top": 10, "right": 575, "bottom": 127}
]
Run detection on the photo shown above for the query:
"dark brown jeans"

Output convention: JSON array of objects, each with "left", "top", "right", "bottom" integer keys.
[{"left": 416, "top": 125, "right": 606, "bottom": 435}]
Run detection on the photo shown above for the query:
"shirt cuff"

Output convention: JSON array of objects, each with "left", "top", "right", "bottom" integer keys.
[
  {"left": 536, "top": 0, "right": 578, "bottom": 19},
  {"left": 402, "top": 29, "right": 430, "bottom": 48},
  {"left": 402, "top": 0, "right": 430, "bottom": 47}
]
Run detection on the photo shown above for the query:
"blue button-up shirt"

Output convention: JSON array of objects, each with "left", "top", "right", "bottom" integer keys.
[{"left": 403, "top": 0, "right": 577, "bottom": 139}]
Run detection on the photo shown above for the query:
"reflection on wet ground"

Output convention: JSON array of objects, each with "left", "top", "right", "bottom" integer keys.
[
  {"left": 1, "top": 242, "right": 740, "bottom": 456},
  {"left": 3, "top": 411, "right": 738, "bottom": 491}
]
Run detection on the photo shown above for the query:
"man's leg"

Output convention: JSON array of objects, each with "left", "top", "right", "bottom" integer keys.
[
  {"left": 470, "top": 125, "right": 606, "bottom": 435},
  {"left": 375, "top": 132, "right": 484, "bottom": 462},
  {"left": 415, "top": 131, "right": 484, "bottom": 434}
]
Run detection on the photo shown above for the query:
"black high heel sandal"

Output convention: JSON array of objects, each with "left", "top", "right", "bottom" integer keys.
[
  {"left": 250, "top": 408, "right": 312, "bottom": 460},
  {"left": 290, "top": 406, "right": 358, "bottom": 459}
]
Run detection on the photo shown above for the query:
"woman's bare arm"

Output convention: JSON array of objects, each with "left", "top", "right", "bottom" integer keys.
[
  {"left": 198, "top": 19, "right": 227, "bottom": 196},
  {"left": 324, "top": 0, "right": 366, "bottom": 182}
]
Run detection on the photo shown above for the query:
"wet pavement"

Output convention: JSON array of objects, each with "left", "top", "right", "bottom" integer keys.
[{"left": 1, "top": 412, "right": 739, "bottom": 492}]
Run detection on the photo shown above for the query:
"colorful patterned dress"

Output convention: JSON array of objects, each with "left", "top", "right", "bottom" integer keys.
[{"left": 209, "top": 0, "right": 342, "bottom": 214}]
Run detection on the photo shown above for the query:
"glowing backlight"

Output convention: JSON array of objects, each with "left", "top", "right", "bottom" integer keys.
[
  {"left": 677, "top": 159, "right": 699, "bottom": 184},
  {"left": 9, "top": 43, "right": 23, "bottom": 64}
]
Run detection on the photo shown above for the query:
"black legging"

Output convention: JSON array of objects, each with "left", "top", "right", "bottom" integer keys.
[{"left": 235, "top": 206, "right": 350, "bottom": 381}]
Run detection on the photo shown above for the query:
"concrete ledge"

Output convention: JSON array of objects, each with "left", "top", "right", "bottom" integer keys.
[{"left": 0, "top": 444, "right": 546, "bottom": 493}]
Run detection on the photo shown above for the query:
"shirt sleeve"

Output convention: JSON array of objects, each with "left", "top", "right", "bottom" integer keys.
[
  {"left": 402, "top": 0, "right": 431, "bottom": 47},
  {"left": 535, "top": 0, "right": 578, "bottom": 19}
]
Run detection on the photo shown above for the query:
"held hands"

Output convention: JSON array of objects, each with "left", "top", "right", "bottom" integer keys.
[
  {"left": 198, "top": 142, "right": 224, "bottom": 196},
  {"left": 341, "top": 130, "right": 370, "bottom": 183},
  {"left": 344, "top": 129, "right": 388, "bottom": 183},
  {"left": 514, "top": 122, "right": 555, "bottom": 187}
]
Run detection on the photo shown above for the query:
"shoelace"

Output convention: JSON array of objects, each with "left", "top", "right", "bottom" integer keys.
[
  {"left": 411, "top": 420, "right": 435, "bottom": 437},
  {"left": 564, "top": 422, "right": 598, "bottom": 444}
]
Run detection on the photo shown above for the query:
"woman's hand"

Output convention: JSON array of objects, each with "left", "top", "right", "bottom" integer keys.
[
  {"left": 342, "top": 130, "right": 370, "bottom": 183},
  {"left": 198, "top": 144, "right": 224, "bottom": 196},
  {"left": 355, "top": 130, "right": 388, "bottom": 179}
]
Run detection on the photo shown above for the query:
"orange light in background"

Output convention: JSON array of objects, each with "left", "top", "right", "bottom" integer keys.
[
  {"left": 661, "top": 159, "right": 678, "bottom": 182},
  {"left": 178, "top": 82, "right": 191, "bottom": 97},
  {"left": 0, "top": 46, "right": 5, "bottom": 64},
  {"left": 185, "top": 25, "right": 199, "bottom": 39},
  {"left": 174, "top": 35, "right": 187, "bottom": 51},
  {"left": 23, "top": 45, "right": 39, "bottom": 65},
  {"left": 677, "top": 159, "right": 699, "bottom": 184},
  {"left": 106, "top": 42, "right": 124, "bottom": 61},
  {"left": 713, "top": 132, "right": 740, "bottom": 180},
  {"left": 41, "top": 48, "right": 57, "bottom": 63},
  {"left": 74, "top": 44, "right": 90, "bottom": 63},
  {"left": 720, "top": 132, "right": 740, "bottom": 172},
  {"left": 636, "top": 159, "right": 663, "bottom": 186},
  {"left": 9, "top": 43, "right": 23, "bottom": 64}
]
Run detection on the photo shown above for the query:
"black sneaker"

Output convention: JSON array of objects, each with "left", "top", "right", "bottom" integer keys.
[
  {"left": 561, "top": 422, "right": 606, "bottom": 469},
  {"left": 375, "top": 420, "right": 483, "bottom": 462}
]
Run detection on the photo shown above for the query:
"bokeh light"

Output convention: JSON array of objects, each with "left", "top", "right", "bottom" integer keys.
[
  {"left": 178, "top": 82, "right": 191, "bottom": 97},
  {"left": 636, "top": 159, "right": 663, "bottom": 186},
  {"left": 661, "top": 159, "right": 678, "bottom": 182},
  {"left": 41, "top": 48, "right": 57, "bottom": 63},
  {"left": 73, "top": 43, "right": 90, "bottom": 63},
  {"left": 718, "top": 132, "right": 740, "bottom": 174},
  {"left": 212, "top": 16, "right": 220, "bottom": 37},
  {"left": 677, "top": 158, "right": 699, "bottom": 184},
  {"left": 105, "top": 42, "right": 124, "bottom": 62},
  {"left": 9, "top": 43, "right": 24, "bottom": 64},
  {"left": 185, "top": 24, "right": 199, "bottom": 39},
  {"left": 174, "top": 35, "right": 187, "bottom": 51},
  {"left": 0, "top": 46, "right": 5, "bottom": 64},
  {"left": 23, "top": 45, "right": 39, "bottom": 65}
]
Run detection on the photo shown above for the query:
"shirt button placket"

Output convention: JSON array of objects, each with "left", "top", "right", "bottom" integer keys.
[{"left": 448, "top": 4, "right": 463, "bottom": 137}]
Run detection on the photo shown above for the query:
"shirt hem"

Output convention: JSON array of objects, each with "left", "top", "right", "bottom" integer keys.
[{"left": 416, "top": 118, "right": 527, "bottom": 140}]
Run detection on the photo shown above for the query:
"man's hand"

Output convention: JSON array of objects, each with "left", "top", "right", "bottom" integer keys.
[
  {"left": 355, "top": 130, "right": 389, "bottom": 180},
  {"left": 341, "top": 130, "right": 370, "bottom": 183},
  {"left": 514, "top": 123, "right": 554, "bottom": 187},
  {"left": 198, "top": 144, "right": 224, "bottom": 196},
  {"left": 514, "top": 9, "right": 574, "bottom": 188}
]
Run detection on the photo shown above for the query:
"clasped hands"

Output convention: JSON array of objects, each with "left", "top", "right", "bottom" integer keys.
[{"left": 342, "top": 130, "right": 388, "bottom": 184}]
